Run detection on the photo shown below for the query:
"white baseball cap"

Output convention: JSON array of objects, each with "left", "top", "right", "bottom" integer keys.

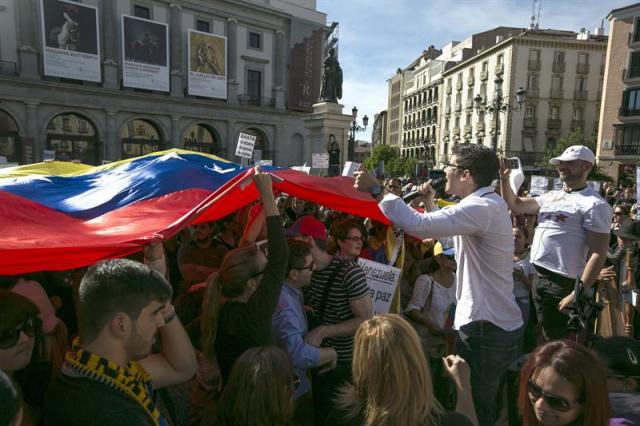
[{"left": 549, "top": 145, "right": 595, "bottom": 165}]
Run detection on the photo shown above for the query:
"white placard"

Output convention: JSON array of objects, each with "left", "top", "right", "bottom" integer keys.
[
  {"left": 257, "top": 160, "right": 272, "bottom": 166},
  {"left": 235, "top": 132, "right": 257, "bottom": 159},
  {"left": 44, "top": 150, "right": 56, "bottom": 162},
  {"left": 40, "top": 0, "right": 101, "bottom": 82},
  {"left": 341, "top": 161, "right": 360, "bottom": 177},
  {"left": 529, "top": 175, "right": 549, "bottom": 196},
  {"left": 357, "top": 258, "right": 401, "bottom": 314},
  {"left": 553, "top": 178, "right": 563, "bottom": 191},
  {"left": 291, "top": 165, "right": 311, "bottom": 174},
  {"left": 122, "top": 15, "right": 169, "bottom": 92},
  {"left": 312, "top": 153, "right": 330, "bottom": 169},
  {"left": 187, "top": 30, "right": 227, "bottom": 99},
  {"left": 587, "top": 181, "right": 601, "bottom": 192}
]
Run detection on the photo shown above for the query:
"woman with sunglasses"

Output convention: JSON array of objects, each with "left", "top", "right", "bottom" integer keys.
[
  {"left": 207, "top": 346, "right": 296, "bottom": 426},
  {"left": 0, "top": 291, "right": 47, "bottom": 425},
  {"left": 518, "top": 340, "right": 611, "bottom": 426},
  {"left": 200, "top": 167, "right": 288, "bottom": 385}
]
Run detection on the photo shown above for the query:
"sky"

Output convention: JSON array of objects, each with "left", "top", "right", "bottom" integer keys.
[{"left": 316, "top": 0, "right": 631, "bottom": 142}]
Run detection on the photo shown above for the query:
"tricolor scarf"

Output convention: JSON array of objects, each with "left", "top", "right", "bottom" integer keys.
[{"left": 62, "top": 337, "right": 167, "bottom": 426}]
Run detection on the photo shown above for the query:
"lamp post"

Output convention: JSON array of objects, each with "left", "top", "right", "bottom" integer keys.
[
  {"left": 348, "top": 106, "right": 368, "bottom": 162},
  {"left": 473, "top": 76, "right": 526, "bottom": 152}
]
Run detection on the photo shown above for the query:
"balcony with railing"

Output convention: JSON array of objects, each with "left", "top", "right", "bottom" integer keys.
[
  {"left": 550, "top": 88, "right": 564, "bottom": 99},
  {"left": 476, "top": 122, "right": 485, "bottom": 132},
  {"left": 552, "top": 62, "right": 565, "bottom": 73},
  {"left": 576, "top": 63, "right": 590, "bottom": 74},
  {"left": 467, "top": 76, "right": 475, "bottom": 86},
  {"left": 446, "top": 85, "right": 452, "bottom": 94},
  {"left": 524, "top": 118, "right": 537, "bottom": 129},
  {"left": 528, "top": 60, "right": 541, "bottom": 71},
  {"left": 453, "top": 127, "right": 461, "bottom": 136},
  {"left": 619, "top": 106, "right": 640, "bottom": 117},
  {"left": 573, "top": 90, "right": 588, "bottom": 101},
  {"left": 624, "top": 66, "right": 640, "bottom": 81},
  {"left": 456, "top": 80, "right": 463, "bottom": 91},
  {"left": 454, "top": 102, "right": 462, "bottom": 112},
  {"left": 615, "top": 142, "right": 640, "bottom": 155},
  {"left": 465, "top": 99, "right": 474, "bottom": 110},
  {"left": 0, "top": 61, "right": 18, "bottom": 76},
  {"left": 480, "top": 70, "right": 488, "bottom": 81},
  {"left": 495, "top": 63, "right": 504, "bottom": 75},
  {"left": 527, "top": 87, "right": 540, "bottom": 98},
  {"left": 547, "top": 118, "right": 562, "bottom": 129},
  {"left": 238, "top": 95, "right": 275, "bottom": 107},
  {"left": 445, "top": 105, "right": 451, "bottom": 115},
  {"left": 463, "top": 125, "right": 472, "bottom": 136}
]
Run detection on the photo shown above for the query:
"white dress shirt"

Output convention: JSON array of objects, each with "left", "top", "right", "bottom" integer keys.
[{"left": 379, "top": 187, "right": 523, "bottom": 331}]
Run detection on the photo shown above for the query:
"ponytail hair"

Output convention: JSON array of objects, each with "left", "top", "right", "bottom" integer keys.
[{"left": 200, "top": 244, "right": 264, "bottom": 358}]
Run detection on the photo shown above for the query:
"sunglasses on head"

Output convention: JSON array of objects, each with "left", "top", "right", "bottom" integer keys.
[
  {"left": 527, "top": 379, "right": 580, "bottom": 412},
  {"left": 0, "top": 317, "right": 40, "bottom": 350}
]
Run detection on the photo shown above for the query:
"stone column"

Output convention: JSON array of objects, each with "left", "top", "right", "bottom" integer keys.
[
  {"left": 25, "top": 102, "right": 41, "bottom": 161},
  {"left": 17, "top": 0, "right": 39, "bottom": 79},
  {"left": 226, "top": 121, "right": 236, "bottom": 159},
  {"left": 169, "top": 4, "right": 184, "bottom": 97},
  {"left": 170, "top": 116, "right": 181, "bottom": 148},
  {"left": 273, "top": 30, "right": 286, "bottom": 110},
  {"left": 226, "top": 18, "right": 239, "bottom": 104},
  {"left": 100, "top": 0, "right": 119, "bottom": 89},
  {"left": 105, "top": 110, "right": 119, "bottom": 161}
]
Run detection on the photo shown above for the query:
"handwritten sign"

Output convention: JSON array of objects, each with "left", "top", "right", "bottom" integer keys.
[
  {"left": 235, "top": 132, "right": 257, "bottom": 159},
  {"left": 357, "top": 258, "right": 401, "bottom": 314}
]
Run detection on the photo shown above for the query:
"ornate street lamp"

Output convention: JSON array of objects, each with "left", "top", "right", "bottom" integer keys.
[
  {"left": 348, "top": 106, "right": 368, "bottom": 162},
  {"left": 473, "top": 76, "right": 526, "bottom": 152}
]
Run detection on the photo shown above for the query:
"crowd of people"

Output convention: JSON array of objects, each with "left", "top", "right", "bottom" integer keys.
[{"left": 1, "top": 144, "right": 640, "bottom": 426}]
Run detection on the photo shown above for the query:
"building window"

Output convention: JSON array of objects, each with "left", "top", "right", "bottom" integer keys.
[
  {"left": 529, "top": 49, "right": 540, "bottom": 61},
  {"left": 248, "top": 32, "right": 262, "bottom": 49},
  {"left": 247, "top": 70, "right": 262, "bottom": 100},
  {"left": 497, "top": 54, "right": 504, "bottom": 64},
  {"left": 552, "top": 76, "right": 562, "bottom": 90},
  {"left": 634, "top": 17, "right": 640, "bottom": 42},
  {"left": 576, "top": 77, "right": 587, "bottom": 92},
  {"left": 482, "top": 61, "right": 488, "bottom": 72},
  {"left": 577, "top": 53, "right": 588, "bottom": 65},
  {"left": 622, "top": 87, "right": 640, "bottom": 116},
  {"left": 629, "top": 52, "right": 640, "bottom": 79},
  {"left": 554, "top": 51, "right": 565, "bottom": 64},
  {"left": 550, "top": 106, "right": 560, "bottom": 119},
  {"left": 134, "top": 5, "right": 151, "bottom": 19},
  {"left": 196, "top": 20, "right": 210, "bottom": 33},
  {"left": 614, "top": 125, "right": 640, "bottom": 155},
  {"left": 526, "top": 105, "right": 536, "bottom": 119},
  {"left": 527, "top": 74, "right": 539, "bottom": 89},
  {"left": 573, "top": 107, "right": 583, "bottom": 120}
]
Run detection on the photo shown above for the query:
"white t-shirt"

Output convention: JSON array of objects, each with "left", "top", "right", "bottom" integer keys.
[
  {"left": 530, "top": 188, "right": 613, "bottom": 278},
  {"left": 513, "top": 253, "right": 536, "bottom": 299},
  {"left": 380, "top": 187, "right": 523, "bottom": 331},
  {"left": 407, "top": 273, "right": 457, "bottom": 329}
]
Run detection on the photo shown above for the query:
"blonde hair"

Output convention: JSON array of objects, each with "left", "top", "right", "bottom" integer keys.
[
  {"left": 200, "top": 244, "right": 262, "bottom": 358},
  {"left": 211, "top": 346, "right": 294, "bottom": 426},
  {"left": 337, "top": 314, "right": 444, "bottom": 426}
]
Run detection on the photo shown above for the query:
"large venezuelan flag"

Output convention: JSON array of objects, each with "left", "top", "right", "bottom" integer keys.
[{"left": 0, "top": 149, "right": 388, "bottom": 274}]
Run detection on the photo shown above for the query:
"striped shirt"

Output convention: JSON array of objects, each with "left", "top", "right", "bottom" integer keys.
[{"left": 309, "top": 255, "right": 370, "bottom": 362}]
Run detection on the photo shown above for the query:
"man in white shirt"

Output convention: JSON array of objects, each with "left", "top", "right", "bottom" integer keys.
[
  {"left": 500, "top": 145, "right": 612, "bottom": 340},
  {"left": 355, "top": 143, "right": 523, "bottom": 426}
]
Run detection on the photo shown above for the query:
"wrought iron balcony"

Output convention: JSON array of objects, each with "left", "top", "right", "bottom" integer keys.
[
  {"left": 0, "top": 60, "right": 17, "bottom": 76},
  {"left": 528, "top": 60, "right": 541, "bottom": 71},
  {"left": 552, "top": 62, "right": 565, "bottom": 73}
]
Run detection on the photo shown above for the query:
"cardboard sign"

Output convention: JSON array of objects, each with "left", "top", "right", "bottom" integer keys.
[
  {"left": 357, "top": 258, "right": 401, "bottom": 314},
  {"left": 312, "top": 153, "right": 329, "bottom": 169},
  {"left": 342, "top": 161, "right": 360, "bottom": 177},
  {"left": 529, "top": 175, "right": 549, "bottom": 196},
  {"left": 235, "top": 132, "right": 257, "bottom": 159}
]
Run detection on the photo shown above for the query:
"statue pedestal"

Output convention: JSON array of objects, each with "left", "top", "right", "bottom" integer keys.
[{"left": 303, "top": 102, "right": 354, "bottom": 174}]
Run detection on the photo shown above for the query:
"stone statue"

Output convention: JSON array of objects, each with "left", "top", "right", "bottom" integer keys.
[{"left": 319, "top": 48, "right": 342, "bottom": 103}]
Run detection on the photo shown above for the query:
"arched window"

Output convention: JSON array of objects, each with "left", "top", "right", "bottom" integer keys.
[
  {"left": 182, "top": 123, "right": 222, "bottom": 156},
  {"left": 46, "top": 113, "right": 98, "bottom": 164},
  {"left": 120, "top": 119, "right": 163, "bottom": 159},
  {"left": 0, "top": 110, "right": 20, "bottom": 163}
]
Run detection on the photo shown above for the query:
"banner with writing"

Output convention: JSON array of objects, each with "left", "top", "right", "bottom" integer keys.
[{"left": 357, "top": 258, "right": 401, "bottom": 314}]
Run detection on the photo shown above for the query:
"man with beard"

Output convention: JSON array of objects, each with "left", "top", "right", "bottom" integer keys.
[
  {"left": 178, "top": 222, "right": 228, "bottom": 287},
  {"left": 44, "top": 254, "right": 197, "bottom": 426},
  {"left": 500, "top": 145, "right": 612, "bottom": 340}
]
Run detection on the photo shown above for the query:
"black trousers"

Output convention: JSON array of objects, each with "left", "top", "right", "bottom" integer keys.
[
  {"left": 312, "top": 361, "right": 351, "bottom": 426},
  {"left": 532, "top": 274, "right": 573, "bottom": 340}
]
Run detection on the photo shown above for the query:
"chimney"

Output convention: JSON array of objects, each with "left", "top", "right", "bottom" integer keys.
[{"left": 496, "top": 35, "right": 504, "bottom": 43}]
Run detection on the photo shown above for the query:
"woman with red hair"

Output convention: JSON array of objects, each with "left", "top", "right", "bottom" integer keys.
[{"left": 518, "top": 340, "right": 610, "bottom": 426}]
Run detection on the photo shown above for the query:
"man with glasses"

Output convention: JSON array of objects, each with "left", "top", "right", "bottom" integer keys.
[
  {"left": 288, "top": 216, "right": 372, "bottom": 425},
  {"left": 499, "top": 145, "right": 612, "bottom": 342},
  {"left": 272, "top": 239, "right": 337, "bottom": 421},
  {"left": 355, "top": 143, "right": 523, "bottom": 426}
]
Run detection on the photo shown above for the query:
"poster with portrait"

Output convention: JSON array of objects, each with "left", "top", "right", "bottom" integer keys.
[
  {"left": 40, "top": 0, "right": 101, "bottom": 82},
  {"left": 121, "top": 15, "right": 169, "bottom": 92},
  {"left": 187, "top": 30, "right": 227, "bottom": 99}
]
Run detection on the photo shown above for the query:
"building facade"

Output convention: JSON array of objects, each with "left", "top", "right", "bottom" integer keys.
[
  {"left": 0, "top": 0, "right": 328, "bottom": 166},
  {"left": 385, "top": 69, "right": 405, "bottom": 148},
  {"left": 597, "top": 2, "right": 640, "bottom": 183},
  {"left": 440, "top": 28, "right": 607, "bottom": 167},
  {"left": 371, "top": 110, "right": 387, "bottom": 147}
]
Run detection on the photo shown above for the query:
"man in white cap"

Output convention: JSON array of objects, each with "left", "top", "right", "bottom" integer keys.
[{"left": 500, "top": 145, "right": 612, "bottom": 340}]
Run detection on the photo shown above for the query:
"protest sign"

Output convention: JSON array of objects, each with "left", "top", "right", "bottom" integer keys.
[
  {"left": 312, "top": 153, "right": 329, "bottom": 169},
  {"left": 357, "top": 258, "right": 401, "bottom": 314},
  {"left": 529, "top": 175, "right": 549, "bottom": 196},
  {"left": 235, "top": 132, "right": 257, "bottom": 159},
  {"left": 342, "top": 161, "right": 360, "bottom": 177}
]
